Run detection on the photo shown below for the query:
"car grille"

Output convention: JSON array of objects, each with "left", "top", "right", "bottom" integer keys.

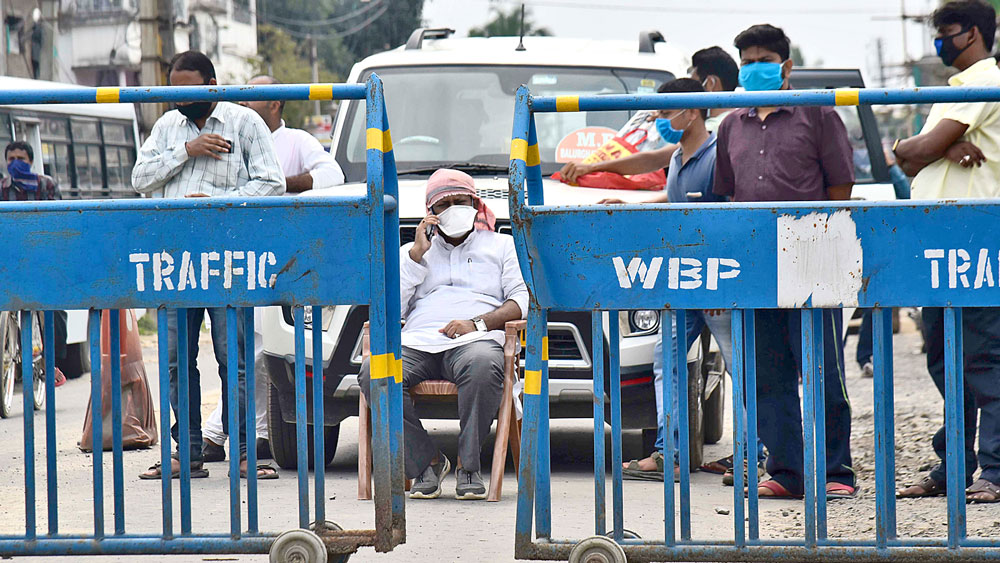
[
  {"left": 546, "top": 330, "right": 582, "bottom": 360},
  {"left": 476, "top": 187, "right": 508, "bottom": 200}
]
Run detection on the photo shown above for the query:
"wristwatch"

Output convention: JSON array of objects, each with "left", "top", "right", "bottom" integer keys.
[
  {"left": 471, "top": 317, "right": 487, "bottom": 332},
  {"left": 891, "top": 137, "right": 901, "bottom": 154}
]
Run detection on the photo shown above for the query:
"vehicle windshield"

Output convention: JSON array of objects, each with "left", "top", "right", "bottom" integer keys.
[{"left": 337, "top": 65, "right": 674, "bottom": 180}]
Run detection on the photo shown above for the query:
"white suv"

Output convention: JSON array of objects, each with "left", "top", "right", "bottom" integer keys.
[{"left": 259, "top": 29, "right": 903, "bottom": 469}]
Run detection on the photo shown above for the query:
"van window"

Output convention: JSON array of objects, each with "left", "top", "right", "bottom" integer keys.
[{"left": 340, "top": 65, "right": 674, "bottom": 180}]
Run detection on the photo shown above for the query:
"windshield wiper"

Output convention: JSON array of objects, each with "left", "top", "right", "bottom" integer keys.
[{"left": 397, "top": 162, "right": 510, "bottom": 175}]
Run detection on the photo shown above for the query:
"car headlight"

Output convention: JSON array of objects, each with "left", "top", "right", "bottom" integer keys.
[{"left": 628, "top": 310, "right": 660, "bottom": 335}]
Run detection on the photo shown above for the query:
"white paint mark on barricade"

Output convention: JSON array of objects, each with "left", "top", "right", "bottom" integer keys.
[
  {"left": 776, "top": 210, "right": 862, "bottom": 307},
  {"left": 613, "top": 255, "right": 740, "bottom": 290},
  {"left": 130, "top": 250, "right": 278, "bottom": 292}
]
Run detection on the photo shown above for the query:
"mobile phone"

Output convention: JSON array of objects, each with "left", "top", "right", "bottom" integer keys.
[
  {"left": 424, "top": 223, "right": 436, "bottom": 240},
  {"left": 224, "top": 139, "right": 233, "bottom": 153}
]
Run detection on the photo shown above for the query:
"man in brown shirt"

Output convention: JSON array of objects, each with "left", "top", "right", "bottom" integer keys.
[{"left": 713, "top": 24, "right": 857, "bottom": 500}]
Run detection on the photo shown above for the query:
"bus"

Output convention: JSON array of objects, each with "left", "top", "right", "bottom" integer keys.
[
  {"left": 0, "top": 75, "right": 140, "bottom": 199},
  {"left": 0, "top": 78, "right": 141, "bottom": 416}
]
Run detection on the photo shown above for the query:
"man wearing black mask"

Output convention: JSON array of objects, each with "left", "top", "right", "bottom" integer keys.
[
  {"left": 894, "top": 0, "right": 1000, "bottom": 504},
  {"left": 133, "top": 50, "right": 284, "bottom": 482},
  {"left": 131, "top": 50, "right": 284, "bottom": 198}
]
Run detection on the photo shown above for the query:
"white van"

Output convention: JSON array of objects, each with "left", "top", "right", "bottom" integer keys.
[{"left": 260, "top": 30, "right": 904, "bottom": 468}]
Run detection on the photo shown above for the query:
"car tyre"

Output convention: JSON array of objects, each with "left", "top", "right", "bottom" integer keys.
[
  {"left": 267, "top": 382, "right": 339, "bottom": 470},
  {"left": 703, "top": 375, "right": 726, "bottom": 446}
]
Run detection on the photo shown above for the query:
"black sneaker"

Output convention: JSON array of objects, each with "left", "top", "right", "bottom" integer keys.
[
  {"left": 410, "top": 455, "right": 451, "bottom": 499},
  {"left": 455, "top": 468, "right": 487, "bottom": 500},
  {"left": 202, "top": 440, "right": 226, "bottom": 463}
]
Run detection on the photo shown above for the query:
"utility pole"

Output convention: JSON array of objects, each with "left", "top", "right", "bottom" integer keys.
[
  {"left": 309, "top": 34, "right": 320, "bottom": 116},
  {"left": 876, "top": 37, "right": 887, "bottom": 88},
  {"left": 138, "top": 0, "right": 176, "bottom": 137}
]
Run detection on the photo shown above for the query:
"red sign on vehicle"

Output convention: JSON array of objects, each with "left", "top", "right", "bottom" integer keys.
[{"left": 554, "top": 126, "right": 618, "bottom": 163}]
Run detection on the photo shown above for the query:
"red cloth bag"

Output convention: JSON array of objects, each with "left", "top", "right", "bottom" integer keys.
[{"left": 551, "top": 128, "right": 666, "bottom": 191}]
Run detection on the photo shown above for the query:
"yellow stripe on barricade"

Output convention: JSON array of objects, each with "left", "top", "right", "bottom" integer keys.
[
  {"left": 370, "top": 352, "right": 401, "bottom": 382},
  {"left": 366, "top": 128, "right": 393, "bottom": 153},
  {"left": 555, "top": 95, "right": 580, "bottom": 112},
  {"left": 524, "top": 369, "right": 542, "bottom": 395},
  {"left": 510, "top": 138, "right": 528, "bottom": 162},
  {"left": 834, "top": 88, "right": 860, "bottom": 106},
  {"left": 309, "top": 84, "right": 334, "bottom": 101},
  {"left": 542, "top": 336, "right": 549, "bottom": 362},
  {"left": 526, "top": 143, "right": 541, "bottom": 167},
  {"left": 95, "top": 88, "right": 120, "bottom": 104}
]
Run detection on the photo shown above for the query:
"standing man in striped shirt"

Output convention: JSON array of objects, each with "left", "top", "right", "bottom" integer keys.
[{"left": 133, "top": 50, "right": 284, "bottom": 482}]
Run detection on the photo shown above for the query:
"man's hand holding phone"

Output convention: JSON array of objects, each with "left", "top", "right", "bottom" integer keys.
[
  {"left": 409, "top": 214, "right": 439, "bottom": 263},
  {"left": 185, "top": 133, "right": 232, "bottom": 160}
]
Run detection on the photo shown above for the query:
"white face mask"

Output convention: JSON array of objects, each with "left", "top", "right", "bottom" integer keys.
[{"left": 436, "top": 205, "right": 478, "bottom": 238}]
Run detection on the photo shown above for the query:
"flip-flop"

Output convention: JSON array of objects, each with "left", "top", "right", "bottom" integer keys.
[
  {"left": 623, "top": 451, "right": 672, "bottom": 482},
  {"left": 237, "top": 462, "right": 279, "bottom": 480},
  {"left": 965, "top": 478, "right": 1000, "bottom": 504},
  {"left": 138, "top": 460, "right": 209, "bottom": 480},
  {"left": 700, "top": 454, "right": 734, "bottom": 475},
  {"left": 897, "top": 475, "right": 946, "bottom": 498},
  {"left": 751, "top": 479, "right": 803, "bottom": 500},
  {"left": 826, "top": 482, "right": 860, "bottom": 499}
]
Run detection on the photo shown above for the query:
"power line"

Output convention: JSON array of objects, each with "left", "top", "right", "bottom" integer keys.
[
  {"left": 479, "top": 0, "right": 898, "bottom": 16},
  {"left": 260, "top": 0, "right": 383, "bottom": 28},
  {"left": 265, "top": 2, "right": 389, "bottom": 41}
]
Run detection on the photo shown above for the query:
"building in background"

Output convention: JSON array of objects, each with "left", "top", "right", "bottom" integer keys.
[{"left": 0, "top": 0, "right": 257, "bottom": 86}]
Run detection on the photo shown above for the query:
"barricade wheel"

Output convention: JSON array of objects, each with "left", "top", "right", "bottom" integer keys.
[
  {"left": 605, "top": 529, "right": 641, "bottom": 540},
  {"left": 569, "top": 536, "right": 627, "bottom": 563},
  {"left": 269, "top": 529, "right": 328, "bottom": 563},
  {"left": 310, "top": 520, "right": 351, "bottom": 563}
]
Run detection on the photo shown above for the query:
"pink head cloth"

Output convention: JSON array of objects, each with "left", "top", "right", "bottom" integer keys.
[{"left": 424, "top": 168, "right": 496, "bottom": 231}]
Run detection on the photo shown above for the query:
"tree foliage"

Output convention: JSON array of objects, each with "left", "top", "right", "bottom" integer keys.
[
  {"left": 256, "top": 0, "right": 425, "bottom": 81},
  {"left": 468, "top": 5, "right": 551, "bottom": 38},
  {"left": 252, "top": 25, "right": 339, "bottom": 128}
]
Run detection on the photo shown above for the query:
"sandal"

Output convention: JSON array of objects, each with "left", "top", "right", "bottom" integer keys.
[
  {"left": 623, "top": 451, "right": 678, "bottom": 482},
  {"left": 752, "top": 479, "right": 803, "bottom": 500},
  {"left": 138, "top": 459, "right": 209, "bottom": 480},
  {"left": 701, "top": 454, "right": 734, "bottom": 475},
  {"left": 723, "top": 460, "right": 766, "bottom": 486},
  {"left": 897, "top": 475, "right": 945, "bottom": 498},
  {"left": 826, "top": 482, "right": 859, "bottom": 499},
  {"left": 235, "top": 457, "right": 279, "bottom": 480},
  {"left": 966, "top": 478, "right": 1000, "bottom": 504}
]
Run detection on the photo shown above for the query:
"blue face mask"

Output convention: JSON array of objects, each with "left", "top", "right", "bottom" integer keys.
[
  {"left": 7, "top": 159, "right": 38, "bottom": 191},
  {"left": 655, "top": 117, "right": 684, "bottom": 144},
  {"left": 738, "top": 61, "right": 785, "bottom": 91}
]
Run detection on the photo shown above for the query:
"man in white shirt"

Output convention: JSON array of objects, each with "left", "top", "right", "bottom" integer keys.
[
  {"left": 359, "top": 169, "right": 528, "bottom": 500},
  {"left": 238, "top": 75, "right": 345, "bottom": 192},
  {"left": 200, "top": 75, "right": 349, "bottom": 463},
  {"left": 134, "top": 51, "right": 284, "bottom": 482}
]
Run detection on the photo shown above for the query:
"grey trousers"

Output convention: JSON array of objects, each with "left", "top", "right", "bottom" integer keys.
[{"left": 359, "top": 340, "right": 505, "bottom": 479}]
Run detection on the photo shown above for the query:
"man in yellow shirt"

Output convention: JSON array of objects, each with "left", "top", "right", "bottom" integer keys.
[
  {"left": 895, "top": 0, "right": 1000, "bottom": 504},
  {"left": 895, "top": 0, "right": 1000, "bottom": 198}
]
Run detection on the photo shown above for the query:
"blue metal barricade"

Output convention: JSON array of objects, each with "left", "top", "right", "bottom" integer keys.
[
  {"left": 508, "top": 85, "right": 1000, "bottom": 562},
  {"left": 0, "top": 77, "right": 404, "bottom": 560}
]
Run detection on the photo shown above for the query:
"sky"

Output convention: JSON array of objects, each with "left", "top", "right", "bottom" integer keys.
[{"left": 422, "top": 0, "right": 943, "bottom": 88}]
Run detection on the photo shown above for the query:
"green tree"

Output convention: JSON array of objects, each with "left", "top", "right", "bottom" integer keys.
[
  {"left": 468, "top": 5, "right": 551, "bottom": 38},
  {"left": 252, "top": 25, "right": 339, "bottom": 128},
  {"left": 256, "top": 0, "right": 425, "bottom": 80}
]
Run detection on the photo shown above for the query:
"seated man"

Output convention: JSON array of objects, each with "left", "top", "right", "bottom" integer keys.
[{"left": 359, "top": 169, "right": 528, "bottom": 500}]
